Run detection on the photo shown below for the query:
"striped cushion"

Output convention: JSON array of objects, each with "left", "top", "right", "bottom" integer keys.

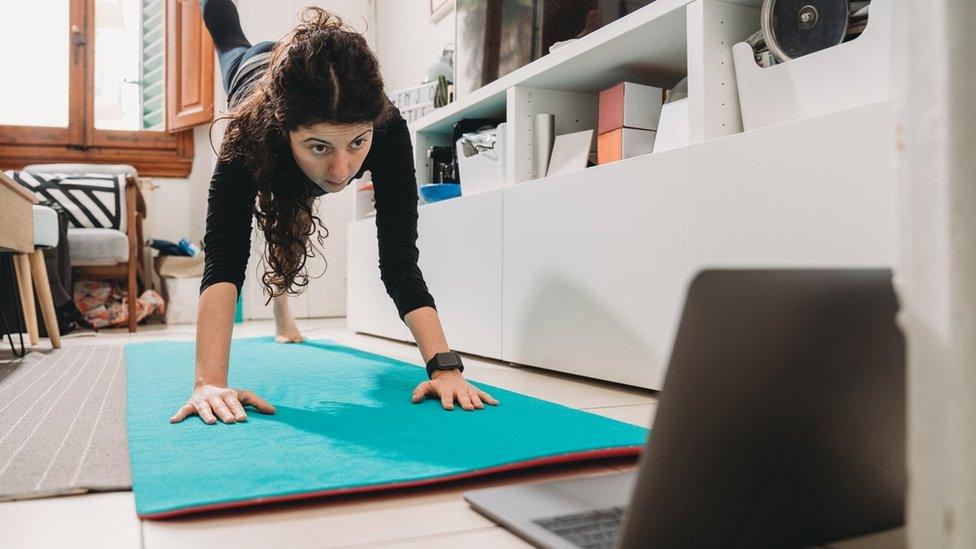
[{"left": 6, "top": 171, "right": 127, "bottom": 232}]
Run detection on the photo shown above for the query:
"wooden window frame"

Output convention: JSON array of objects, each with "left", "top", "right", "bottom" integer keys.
[{"left": 0, "top": 0, "right": 213, "bottom": 178}]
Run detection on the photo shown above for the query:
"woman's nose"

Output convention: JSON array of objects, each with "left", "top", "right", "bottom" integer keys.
[{"left": 327, "top": 157, "right": 350, "bottom": 181}]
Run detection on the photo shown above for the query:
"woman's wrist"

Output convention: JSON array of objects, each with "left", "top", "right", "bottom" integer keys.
[
  {"left": 430, "top": 369, "right": 463, "bottom": 380},
  {"left": 195, "top": 380, "right": 226, "bottom": 389},
  {"left": 194, "top": 371, "right": 228, "bottom": 388}
]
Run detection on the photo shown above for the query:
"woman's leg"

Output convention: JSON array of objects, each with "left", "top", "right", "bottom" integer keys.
[
  {"left": 273, "top": 294, "right": 305, "bottom": 343},
  {"left": 199, "top": 0, "right": 252, "bottom": 91}
]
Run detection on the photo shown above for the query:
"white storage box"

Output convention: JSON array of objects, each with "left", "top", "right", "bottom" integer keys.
[
  {"left": 598, "top": 82, "right": 664, "bottom": 133},
  {"left": 732, "top": 0, "right": 892, "bottom": 132},
  {"left": 164, "top": 276, "right": 201, "bottom": 324},
  {"left": 388, "top": 82, "right": 438, "bottom": 124},
  {"left": 597, "top": 127, "right": 656, "bottom": 164},
  {"left": 457, "top": 122, "right": 507, "bottom": 196}
]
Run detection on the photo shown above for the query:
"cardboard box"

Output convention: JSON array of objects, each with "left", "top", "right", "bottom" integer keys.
[
  {"left": 597, "top": 128, "right": 657, "bottom": 165},
  {"left": 155, "top": 252, "right": 205, "bottom": 278},
  {"left": 598, "top": 82, "right": 664, "bottom": 133}
]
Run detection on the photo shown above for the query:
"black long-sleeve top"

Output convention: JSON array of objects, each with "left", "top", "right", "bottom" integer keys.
[{"left": 200, "top": 109, "right": 436, "bottom": 320}]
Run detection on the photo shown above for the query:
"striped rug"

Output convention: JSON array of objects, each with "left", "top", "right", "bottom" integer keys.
[{"left": 0, "top": 345, "right": 131, "bottom": 501}]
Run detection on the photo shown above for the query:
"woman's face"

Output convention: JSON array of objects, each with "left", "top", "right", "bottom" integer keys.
[{"left": 288, "top": 121, "right": 374, "bottom": 193}]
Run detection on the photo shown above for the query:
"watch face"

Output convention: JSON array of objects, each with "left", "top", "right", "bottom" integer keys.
[{"left": 435, "top": 352, "right": 461, "bottom": 368}]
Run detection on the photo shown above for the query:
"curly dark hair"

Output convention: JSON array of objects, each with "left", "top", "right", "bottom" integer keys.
[{"left": 218, "top": 7, "right": 391, "bottom": 300}]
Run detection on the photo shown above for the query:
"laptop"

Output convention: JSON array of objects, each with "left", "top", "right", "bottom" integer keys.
[{"left": 464, "top": 269, "right": 906, "bottom": 548}]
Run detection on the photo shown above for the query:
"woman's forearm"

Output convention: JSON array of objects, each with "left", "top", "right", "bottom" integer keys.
[
  {"left": 194, "top": 282, "right": 238, "bottom": 387},
  {"left": 403, "top": 306, "right": 451, "bottom": 364}
]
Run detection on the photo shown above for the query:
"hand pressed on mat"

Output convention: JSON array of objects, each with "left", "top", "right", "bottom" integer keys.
[
  {"left": 170, "top": 384, "right": 276, "bottom": 424},
  {"left": 411, "top": 370, "right": 500, "bottom": 411},
  {"left": 402, "top": 307, "right": 498, "bottom": 411}
]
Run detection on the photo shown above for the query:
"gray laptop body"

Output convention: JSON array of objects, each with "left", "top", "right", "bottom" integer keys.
[{"left": 464, "top": 269, "right": 906, "bottom": 548}]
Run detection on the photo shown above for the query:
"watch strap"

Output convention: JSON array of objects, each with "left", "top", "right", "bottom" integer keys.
[{"left": 426, "top": 351, "right": 464, "bottom": 379}]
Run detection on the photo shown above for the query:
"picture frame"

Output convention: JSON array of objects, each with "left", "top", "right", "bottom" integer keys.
[{"left": 429, "top": 0, "right": 455, "bottom": 23}]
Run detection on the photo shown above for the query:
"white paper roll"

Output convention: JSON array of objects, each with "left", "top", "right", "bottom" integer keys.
[{"left": 533, "top": 113, "right": 555, "bottom": 179}]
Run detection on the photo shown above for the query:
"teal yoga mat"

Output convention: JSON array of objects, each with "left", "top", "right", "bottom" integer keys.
[{"left": 125, "top": 338, "right": 649, "bottom": 518}]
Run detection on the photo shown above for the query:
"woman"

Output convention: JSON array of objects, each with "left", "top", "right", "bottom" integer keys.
[{"left": 170, "top": 1, "right": 498, "bottom": 425}]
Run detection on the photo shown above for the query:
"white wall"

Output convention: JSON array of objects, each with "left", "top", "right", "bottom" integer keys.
[
  {"left": 142, "top": 93, "right": 223, "bottom": 247},
  {"left": 372, "top": 0, "right": 455, "bottom": 93},
  {"left": 237, "top": 0, "right": 374, "bottom": 45}
]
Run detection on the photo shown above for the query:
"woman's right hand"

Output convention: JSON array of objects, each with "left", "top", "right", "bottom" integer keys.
[{"left": 169, "top": 385, "right": 276, "bottom": 424}]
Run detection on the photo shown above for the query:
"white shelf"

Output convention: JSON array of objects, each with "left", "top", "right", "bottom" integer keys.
[
  {"left": 732, "top": 0, "right": 892, "bottom": 131},
  {"left": 347, "top": 220, "right": 413, "bottom": 341},
  {"left": 348, "top": 188, "right": 504, "bottom": 357},
  {"left": 408, "top": 0, "right": 765, "bottom": 135},
  {"left": 353, "top": 102, "right": 897, "bottom": 388},
  {"left": 350, "top": 0, "right": 895, "bottom": 389},
  {"left": 410, "top": 0, "right": 686, "bottom": 135},
  {"left": 409, "top": 0, "right": 764, "bottom": 191},
  {"left": 504, "top": 101, "right": 895, "bottom": 389}
]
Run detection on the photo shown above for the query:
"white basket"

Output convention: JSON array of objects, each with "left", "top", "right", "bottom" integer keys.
[
  {"left": 388, "top": 82, "right": 438, "bottom": 124},
  {"left": 457, "top": 122, "right": 507, "bottom": 197},
  {"left": 731, "top": 0, "right": 892, "bottom": 132},
  {"left": 163, "top": 276, "right": 201, "bottom": 324}
]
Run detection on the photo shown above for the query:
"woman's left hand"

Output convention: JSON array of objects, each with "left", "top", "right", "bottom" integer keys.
[{"left": 411, "top": 371, "right": 500, "bottom": 411}]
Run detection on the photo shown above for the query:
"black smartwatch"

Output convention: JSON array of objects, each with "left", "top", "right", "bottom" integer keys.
[{"left": 426, "top": 351, "right": 464, "bottom": 379}]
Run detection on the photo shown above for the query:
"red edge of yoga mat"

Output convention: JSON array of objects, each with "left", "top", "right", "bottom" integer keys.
[{"left": 138, "top": 446, "right": 643, "bottom": 519}]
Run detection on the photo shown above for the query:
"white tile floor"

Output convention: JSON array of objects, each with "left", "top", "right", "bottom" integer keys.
[{"left": 0, "top": 318, "right": 656, "bottom": 549}]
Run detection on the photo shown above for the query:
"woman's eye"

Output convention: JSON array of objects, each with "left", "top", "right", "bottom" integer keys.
[
  {"left": 351, "top": 138, "right": 367, "bottom": 149},
  {"left": 312, "top": 144, "right": 330, "bottom": 154}
]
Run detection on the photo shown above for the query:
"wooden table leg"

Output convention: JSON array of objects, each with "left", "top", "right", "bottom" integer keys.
[
  {"left": 128, "top": 258, "right": 138, "bottom": 333},
  {"left": 12, "top": 253, "right": 38, "bottom": 347},
  {"left": 28, "top": 250, "right": 60, "bottom": 349}
]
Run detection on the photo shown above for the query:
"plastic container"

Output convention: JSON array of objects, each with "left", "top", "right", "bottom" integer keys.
[
  {"left": 419, "top": 183, "right": 462, "bottom": 203},
  {"left": 164, "top": 276, "right": 202, "bottom": 324},
  {"left": 457, "top": 122, "right": 507, "bottom": 196},
  {"left": 731, "top": 0, "right": 891, "bottom": 131}
]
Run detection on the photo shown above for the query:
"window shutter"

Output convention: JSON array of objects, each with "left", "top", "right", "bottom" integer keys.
[
  {"left": 141, "top": 0, "right": 165, "bottom": 130},
  {"left": 165, "top": 0, "right": 214, "bottom": 132}
]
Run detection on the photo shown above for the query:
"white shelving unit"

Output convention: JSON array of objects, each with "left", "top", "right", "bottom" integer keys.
[
  {"left": 732, "top": 0, "right": 891, "bottom": 131},
  {"left": 349, "top": 189, "right": 504, "bottom": 356},
  {"left": 348, "top": 0, "right": 895, "bottom": 389}
]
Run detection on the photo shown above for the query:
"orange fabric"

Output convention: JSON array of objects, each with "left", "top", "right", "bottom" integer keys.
[{"left": 74, "top": 280, "right": 165, "bottom": 328}]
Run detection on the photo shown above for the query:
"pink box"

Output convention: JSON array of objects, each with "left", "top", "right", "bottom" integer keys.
[{"left": 599, "top": 82, "right": 664, "bottom": 134}]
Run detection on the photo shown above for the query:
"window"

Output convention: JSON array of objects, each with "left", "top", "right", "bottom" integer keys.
[
  {"left": 94, "top": 0, "right": 164, "bottom": 131},
  {"left": 0, "top": 0, "right": 214, "bottom": 177}
]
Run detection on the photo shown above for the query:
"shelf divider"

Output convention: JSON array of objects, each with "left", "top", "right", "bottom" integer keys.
[
  {"left": 686, "top": 0, "right": 759, "bottom": 144},
  {"left": 506, "top": 86, "right": 599, "bottom": 185}
]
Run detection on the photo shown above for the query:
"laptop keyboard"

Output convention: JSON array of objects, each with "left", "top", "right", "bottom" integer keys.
[{"left": 532, "top": 506, "right": 625, "bottom": 549}]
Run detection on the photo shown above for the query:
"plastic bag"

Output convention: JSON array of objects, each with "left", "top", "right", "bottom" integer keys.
[{"left": 73, "top": 280, "right": 166, "bottom": 329}]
